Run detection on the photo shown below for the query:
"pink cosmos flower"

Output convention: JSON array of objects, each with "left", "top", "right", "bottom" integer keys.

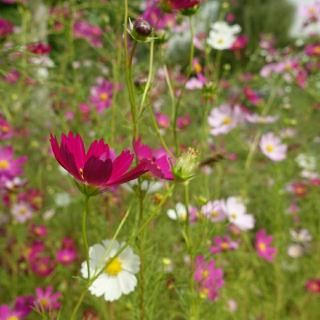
[
  {"left": 177, "top": 113, "right": 191, "bottom": 129},
  {"left": 3, "top": 69, "right": 20, "bottom": 84},
  {"left": 306, "top": 278, "right": 320, "bottom": 293},
  {"left": 222, "top": 197, "right": 255, "bottom": 231},
  {"left": 260, "top": 132, "right": 287, "bottom": 161},
  {"left": 255, "top": 229, "right": 277, "bottom": 262},
  {"left": 201, "top": 200, "right": 226, "bottom": 223},
  {"left": 31, "top": 256, "right": 55, "bottom": 277},
  {"left": 208, "top": 104, "right": 244, "bottom": 136},
  {"left": 50, "top": 132, "right": 147, "bottom": 191},
  {"left": 0, "top": 146, "right": 27, "bottom": 180},
  {"left": 210, "top": 235, "right": 239, "bottom": 254},
  {"left": 0, "top": 305, "right": 23, "bottom": 320},
  {"left": 156, "top": 112, "right": 170, "bottom": 129},
  {"left": 243, "top": 87, "right": 263, "bottom": 106},
  {"left": 30, "top": 224, "right": 48, "bottom": 237},
  {"left": 0, "top": 18, "right": 13, "bottom": 37},
  {"left": 168, "top": 0, "right": 200, "bottom": 10},
  {"left": 142, "top": 0, "right": 176, "bottom": 30},
  {"left": 194, "top": 255, "right": 224, "bottom": 301},
  {"left": 231, "top": 35, "right": 248, "bottom": 50},
  {"left": 305, "top": 44, "right": 320, "bottom": 57},
  {"left": 133, "top": 138, "right": 173, "bottom": 180},
  {"left": 73, "top": 20, "right": 102, "bottom": 47},
  {"left": 56, "top": 247, "right": 77, "bottom": 265},
  {"left": 90, "top": 78, "right": 113, "bottom": 113},
  {"left": 27, "top": 42, "right": 51, "bottom": 55},
  {"left": 34, "top": 287, "right": 61, "bottom": 311},
  {"left": 0, "top": 116, "right": 12, "bottom": 140},
  {"left": 185, "top": 74, "right": 206, "bottom": 90},
  {"left": 11, "top": 201, "right": 34, "bottom": 223},
  {"left": 14, "top": 295, "right": 34, "bottom": 319}
]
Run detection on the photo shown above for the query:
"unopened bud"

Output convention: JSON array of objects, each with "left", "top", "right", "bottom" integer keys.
[{"left": 173, "top": 148, "right": 198, "bottom": 182}]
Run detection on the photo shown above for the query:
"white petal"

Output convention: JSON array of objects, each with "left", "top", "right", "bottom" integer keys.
[{"left": 118, "top": 271, "right": 138, "bottom": 295}]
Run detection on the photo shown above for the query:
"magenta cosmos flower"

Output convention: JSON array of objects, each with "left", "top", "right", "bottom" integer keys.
[
  {"left": 133, "top": 138, "right": 173, "bottom": 180},
  {"left": 168, "top": 0, "right": 200, "bottom": 10},
  {"left": 0, "top": 146, "right": 27, "bottom": 180},
  {"left": 50, "top": 132, "right": 147, "bottom": 192},
  {"left": 255, "top": 229, "right": 277, "bottom": 262},
  {"left": 34, "top": 287, "right": 61, "bottom": 311},
  {"left": 90, "top": 78, "right": 113, "bottom": 113},
  {"left": 194, "top": 255, "right": 224, "bottom": 301}
]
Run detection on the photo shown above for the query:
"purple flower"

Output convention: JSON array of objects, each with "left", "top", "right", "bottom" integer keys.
[
  {"left": 0, "top": 18, "right": 13, "bottom": 37},
  {"left": 0, "top": 304, "right": 23, "bottom": 320},
  {"left": 56, "top": 247, "right": 77, "bottom": 266},
  {"left": 210, "top": 235, "right": 239, "bottom": 254},
  {"left": 133, "top": 138, "right": 173, "bottom": 180},
  {"left": 14, "top": 295, "right": 34, "bottom": 318},
  {"left": 34, "top": 287, "right": 61, "bottom": 311},
  {"left": 201, "top": 200, "right": 226, "bottom": 223},
  {"left": 255, "top": 229, "right": 277, "bottom": 262},
  {"left": 194, "top": 256, "right": 224, "bottom": 301},
  {"left": 90, "top": 78, "right": 114, "bottom": 113},
  {"left": 0, "top": 146, "right": 27, "bottom": 180}
]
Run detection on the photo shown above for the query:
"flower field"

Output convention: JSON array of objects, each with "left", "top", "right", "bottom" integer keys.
[{"left": 0, "top": 0, "right": 320, "bottom": 319}]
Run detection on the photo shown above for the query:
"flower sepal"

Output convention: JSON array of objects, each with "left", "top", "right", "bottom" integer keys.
[{"left": 74, "top": 180, "right": 100, "bottom": 197}]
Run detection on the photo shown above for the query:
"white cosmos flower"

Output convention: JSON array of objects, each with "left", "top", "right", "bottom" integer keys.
[
  {"left": 295, "top": 153, "right": 317, "bottom": 171},
  {"left": 222, "top": 197, "right": 255, "bottom": 231},
  {"left": 290, "top": 229, "right": 312, "bottom": 244},
  {"left": 259, "top": 132, "right": 287, "bottom": 162},
  {"left": 81, "top": 239, "right": 140, "bottom": 302},
  {"left": 207, "top": 21, "right": 241, "bottom": 50},
  {"left": 167, "top": 202, "right": 187, "bottom": 221}
]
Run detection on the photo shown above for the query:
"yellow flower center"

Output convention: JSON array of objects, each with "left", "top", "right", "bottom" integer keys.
[
  {"left": 19, "top": 207, "right": 27, "bottom": 215},
  {"left": 202, "top": 270, "right": 209, "bottom": 279},
  {"left": 314, "top": 46, "right": 320, "bottom": 54},
  {"left": 258, "top": 242, "right": 266, "bottom": 252},
  {"left": 100, "top": 92, "right": 109, "bottom": 101},
  {"left": 8, "top": 317, "right": 19, "bottom": 320},
  {"left": 211, "top": 210, "right": 219, "bottom": 217},
  {"left": 39, "top": 298, "right": 49, "bottom": 307},
  {"left": 223, "top": 116, "right": 232, "bottom": 125},
  {"left": 0, "top": 159, "right": 9, "bottom": 169},
  {"left": 217, "top": 37, "right": 225, "bottom": 45},
  {"left": 230, "top": 213, "right": 237, "bottom": 221},
  {"left": 105, "top": 257, "right": 122, "bottom": 276},
  {"left": 266, "top": 144, "right": 274, "bottom": 153},
  {"left": 221, "top": 242, "right": 230, "bottom": 250},
  {"left": 1, "top": 125, "right": 9, "bottom": 133}
]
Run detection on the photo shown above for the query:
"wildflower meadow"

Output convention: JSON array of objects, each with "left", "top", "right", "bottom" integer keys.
[{"left": 0, "top": 0, "right": 320, "bottom": 319}]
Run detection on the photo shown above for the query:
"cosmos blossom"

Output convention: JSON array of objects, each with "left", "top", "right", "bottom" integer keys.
[
  {"left": 259, "top": 132, "right": 287, "bottom": 162},
  {"left": 194, "top": 256, "right": 224, "bottom": 301},
  {"left": 33, "top": 287, "right": 61, "bottom": 311},
  {"left": 133, "top": 138, "right": 173, "bottom": 180},
  {"left": 168, "top": 0, "right": 200, "bottom": 10},
  {"left": 0, "top": 146, "right": 27, "bottom": 180},
  {"left": 50, "top": 132, "right": 148, "bottom": 191},
  {"left": 255, "top": 229, "right": 277, "bottom": 262},
  {"left": 81, "top": 239, "right": 140, "bottom": 302}
]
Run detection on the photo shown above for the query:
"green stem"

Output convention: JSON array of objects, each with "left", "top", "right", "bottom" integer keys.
[
  {"left": 137, "top": 182, "right": 145, "bottom": 320},
  {"left": 82, "top": 196, "right": 90, "bottom": 280},
  {"left": 124, "top": 0, "right": 138, "bottom": 139},
  {"left": 139, "top": 39, "right": 154, "bottom": 115},
  {"left": 172, "top": 16, "right": 195, "bottom": 155}
]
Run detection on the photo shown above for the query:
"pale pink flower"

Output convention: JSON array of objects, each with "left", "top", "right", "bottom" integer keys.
[{"left": 260, "top": 132, "right": 287, "bottom": 161}]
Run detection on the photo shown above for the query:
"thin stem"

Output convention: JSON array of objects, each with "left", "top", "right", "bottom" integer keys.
[
  {"left": 139, "top": 39, "right": 154, "bottom": 115},
  {"left": 172, "top": 16, "right": 195, "bottom": 154},
  {"left": 82, "top": 196, "right": 90, "bottom": 280},
  {"left": 137, "top": 181, "right": 145, "bottom": 320},
  {"left": 70, "top": 205, "right": 133, "bottom": 319},
  {"left": 124, "top": 0, "right": 138, "bottom": 139}
]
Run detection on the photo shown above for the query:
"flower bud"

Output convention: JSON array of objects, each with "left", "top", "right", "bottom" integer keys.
[
  {"left": 133, "top": 18, "right": 152, "bottom": 37},
  {"left": 173, "top": 148, "right": 198, "bottom": 182}
]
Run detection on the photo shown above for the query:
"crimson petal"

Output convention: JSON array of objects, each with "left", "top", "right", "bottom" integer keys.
[{"left": 83, "top": 157, "right": 112, "bottom": 186}]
